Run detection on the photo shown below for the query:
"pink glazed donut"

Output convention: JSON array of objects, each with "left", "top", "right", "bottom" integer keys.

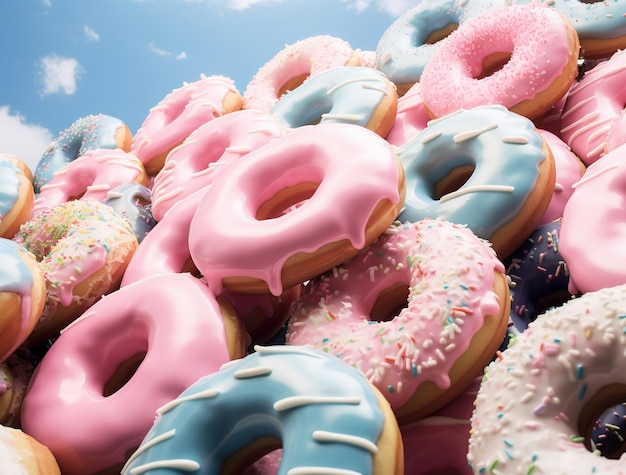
[
  {"left": 188, "top": 123, "right": 406, "bottom": 297},
  {"left": 286, "top": 219, "right": 509, "bottom": 425},
  {"left": 151, "top": 109, "right": 284, "bottom": 222},
  {"left": 131, "top": 74, "right": 243, "bottom": 175},
  {"left": 21, "top": 273, "right": 246, "bottom": 475},
  {"left": 419, "top": 3, "right": 580, "bottom": 121}
]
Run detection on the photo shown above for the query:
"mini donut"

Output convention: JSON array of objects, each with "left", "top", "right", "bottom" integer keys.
[
  {"left": 560, "top": 48, "right": 626, "bottom": 165},
  {"left": 419, "top": 3, "right": 579, "bottom": 121},
  {"left": 560, "top": 143, "right": 626, "bottom": 294},
  {"left": 243, "top": 35, "right": 360, "bottom": 113},
  {"left": 131, "top": 74, "right": 243, "bottom": 176},
  {"left": 151, "top": 109, "right": 285, "bottom": 222},
  {"left": 385, "top": 82, "right": 430, "bottom": 147},
  {"left": 0, "top": 425, "right": 61, "bottom": 475},
  {"left": 537, "top": 129, "right": 586, "bottom": 225},
  {"left": 396, "top": 104, "right": 556, "bottom": 258},
  {"left": 591, "top": 403, "right": 626, "bottom": 459},
  {"left": 468, "top": 283, "right": 626, "bottom": 474},
  {"left": 0, "top": 238, "right": 46, "bottom": 363},
  {"left": 31, "top": 148, "right": 148, "bottom": 217},
  {"left": 374, "top": 0, "right": 491, "bottom": 95},
  {"left": 0, "top": 155, "right": 35, "bottom": 239},
  {"left": 270, "top": 66, "right": 398, "bottom": 138},
  {"left": 33, "top": 114, "right": 132, "bottom": 193},
  {"left": 121, "top": 345, "right": 403, "bottom": 475},
  {"left": 102, "top": 183, "right": 157, "bottom": 243},
  {"left": 512, "top": 0, "right": 626, "bottom": 59},
  {"left": 21, "top": 273, "right": 246, "bottom": 475},
  {"left": 13, "top": 199, "right": 138, "bottom": 341},
  {"left": 188, "top": 122, "right": 406, "bottom": 296},
  {"left": 287, "top": 218, "right": 509, "bottom": 425},
  {"left": 400, "top": 377, "right": 481, "bottom": 475},
  {"left": 504, "top": 219, "right": 573, "bottom": 338}
]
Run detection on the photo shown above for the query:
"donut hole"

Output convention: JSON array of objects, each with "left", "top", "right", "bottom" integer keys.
[
  {"left": 432, "top": 164, "right": 475, "bottom": 200},
  {"left": 226, "top": 438, "right": 282, "bottom": 474},
  {"left": 476, "top": 51, "right": 513, "bottom": 80},
  {"left": 255, "top": 182, "right": 319, "bottom": 220},
  {"left": 579, "top": 383, "right": 626, "bottom": 458},
  {"left": 370, "top": 282, "right": 410, "bottom": 322},
  {"left": 102, "top": 351, "right": 146, "bottom": 397},
  {"left": 424, "top": 24, "right": 459, "bottom": 45},
  {"left": 278, "top": 73, "right": 309, "bottom": 99}
]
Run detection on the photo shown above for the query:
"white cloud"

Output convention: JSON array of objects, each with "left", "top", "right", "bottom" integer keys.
[
  {"left": 0, "top": 106, "right": 53, "bottom": 173},
  {"left": 149, "top": 42, "right": 187, "bottom": 60},
  {"left": 84, "top": 25, "right": 100, "bottom": 41},
  {"left": 222, "top": 0, "right": 413, "bottom": 15},
  {"left": 37, "top": 54, "right": 83, "bottom": 97},
  {"left": 42, "top": 0, "right": 51, "bottom": 7}
]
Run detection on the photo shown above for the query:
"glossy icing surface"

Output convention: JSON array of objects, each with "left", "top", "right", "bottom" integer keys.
[
  {"left": 420, "top": 3, "right": 575, "bottom": 119},
  {"left": 0, "top": 160, "right": 24, "bottom": 232},
  {"left": 560, "top": 143, "right": 626, "bottom": 294},
  {"left": 560, "top": 49, "right": 626, "bottom": 165},
  {"left": 188, "top": 123, "right": 403, "bottom": 296},
  {"left": 385, "top": 82, "right": 430, "bottom": 147},
  {"left": 397, "top": 105, "right": 549, "bottom": 242},
  {"left": 33, "top": 114, "right": 129, "bottom": 193},
  {"left": 269, "top": 66, "right": 396, "bottom": 132},
  {"left": 287, "top": 219, "right": 504, "bottom": 409},
  {"left": 102, "top": 183, "right": 157, "bottom": 243},
  {"left": 21, "top": 273, "right": 235, "bottom": 475},
  {"left": 151, "top": 109, "right": 284, "bottom": 221},
  {"left": 122, "top": 345, "right": 385, "bottom": 475},
  {"left": 32, "top": 148, "right": 147, "bottom": 217},
  {"left": 468, "top": 284, "right": 626, "bottom": 474}
]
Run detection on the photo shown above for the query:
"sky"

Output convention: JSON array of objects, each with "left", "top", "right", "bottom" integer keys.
[{"left": 0, "top": 0, "right": 421, "bottom": 173}]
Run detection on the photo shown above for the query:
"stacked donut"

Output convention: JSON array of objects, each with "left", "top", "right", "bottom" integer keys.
[{"left": 1, "top": 1, "right": 626, "bottom": 472}]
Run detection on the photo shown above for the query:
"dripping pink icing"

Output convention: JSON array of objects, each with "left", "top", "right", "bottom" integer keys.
[
  {"left": 419, "top": 3, "right": 576, "bottom": 120},
  {"left": 31, "top": 148, "right": 146, "bottom": 217},
  {"left": 188, "top": 123, "right": 403, "bottom": 296},
  {"left": 151, "top": 109, "right": 284, "bottom": 222},
  {"left": 385, "top": 81, "right": 430, "bottom": 147},
  {"left": 21, "top": 273, "right": 236, "bottom": 475},
  {"left": 286, "top": 218, "right": 504, "bottom": 410},
  {"left": 560, "top": 49, "right": 626, "bottom": 165}
]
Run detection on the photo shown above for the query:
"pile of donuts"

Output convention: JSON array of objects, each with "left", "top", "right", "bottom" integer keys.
[{"left": 1, "top": 0, "right": 626, "bottom": 473}]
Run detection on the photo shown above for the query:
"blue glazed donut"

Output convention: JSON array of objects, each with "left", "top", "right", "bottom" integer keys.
[
  {"left": 33, "top": 114, "right": 132, "bottom": 193},
  {"left": 396, "top": 104, "right": 555, "bottom": 258},
  {"left": 122, "top": 345, "right": 402, "bottom": 475},
  {"left": 102, "top": 184, "right": 156, "bottom": 243}
]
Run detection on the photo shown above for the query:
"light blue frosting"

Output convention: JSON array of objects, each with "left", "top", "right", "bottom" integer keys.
[
  {"left": 102, "top": 184, "right": 156, "bottom": 243},
  {"left": 270, "top": 66, "right": 394, "bottom": 130},
  {"left": 33, "top": 114, "right": 127, "bottom": 193},
  {"left": 397, "top": 105, "right": 547, "bottom": 240},
  {"left": 0, "top": 161, "right": 22, "bottom": 222},
  {"left": 0, "top": 238, "right": 34, "bottom": 296},
  {"left": 122, "top": 345, "right": 385, "bottom": 475}
]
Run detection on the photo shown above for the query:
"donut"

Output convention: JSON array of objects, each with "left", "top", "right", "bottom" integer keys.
[
  {"left": 504, "top": 219, "right": 573, "bottom": 338},
  {"left": 537, "top": 129, "right": 585, "bottom": 225},
  {"left": 121, "top": 345, "right": 403, "bottom": 475},
  {"left": 1, "top": 153, "right": 34, "bottom": 182},
  {"left": 512, "top": 0, "right": 626, "bottom": 58},
  {"left": 286, "top": 218, "right": 509, "bottom": 424},
  {"left": 374, "top": 0, "right": 491, "bottom": 95},
  {"left": 269, "top": 66, "right": 398, "bottom": 138},
  {"left": 0, "top": 426, "right": 61, "bottom": 474},
  {"left": 131, "top": 74, "right": 243, "bottom": 176},
  {"left": 188, "top": 122, "right": 406, "bottom": 296},
  {"left": 560, "top": 48, "right": 626, "bottom": 166},
  {"left": 419, "top": 3, "right": 579, "bottom": 121},
  {"left": 0, "top": 238, "right": 46, "bottom": 363},
  {"left": 33, "top": 114, "right": 132, "bottom": 193},
  {"left": 151, "top": 109, "right": 285, "bottom": 222},
  {"left": 242, "top": 35, "right": 360, "bottom": 113},
  {"left": 468, "top": 283, "right": 626, "bottom": 474},
  {"left": 21, "top": 273, "right": 246, "bottom": 475},
  {"left": 31, "top": 148, "right": 148, "bottom": 217},
  {"left": 400, "top": 377, "right": 481, "bottom": 475},
  {"left": 560, "top": 143, "right": 626, "bottom": 295},
  {"left": 13, "top": 199, "right": 138, "bottom": 341},
  {"left": 396, "top": 104, "right": 556, "bottom": 258},
  {"left": 591, "top": 403, "right": 626, "bottom": 459},
  {"left": 0, "top": 155, "right": 35, "bottom": 239},
  {"left": 605, "top": 109, "right": 626, "bottom": 155},
  {"left": 0, "top": 348, "right": 35, "bottom": 428},
  {"left": 101, "top": 183, "right": 157, "bottom": 243},
  {"left": 385, "top": 82, "right": 430, "bottom": 147}
]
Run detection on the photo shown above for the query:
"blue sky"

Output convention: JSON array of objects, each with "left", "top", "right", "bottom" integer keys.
[{"left": 0, "top": 0, "right": 418, "bottom": 172}]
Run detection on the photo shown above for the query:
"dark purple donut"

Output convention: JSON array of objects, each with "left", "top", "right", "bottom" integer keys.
[
  {"left": 102, "top": 183, "right": 156, "bottom": 243},
  {"left": 591, "top": 403, "right": 626, "bottom": 459}
]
